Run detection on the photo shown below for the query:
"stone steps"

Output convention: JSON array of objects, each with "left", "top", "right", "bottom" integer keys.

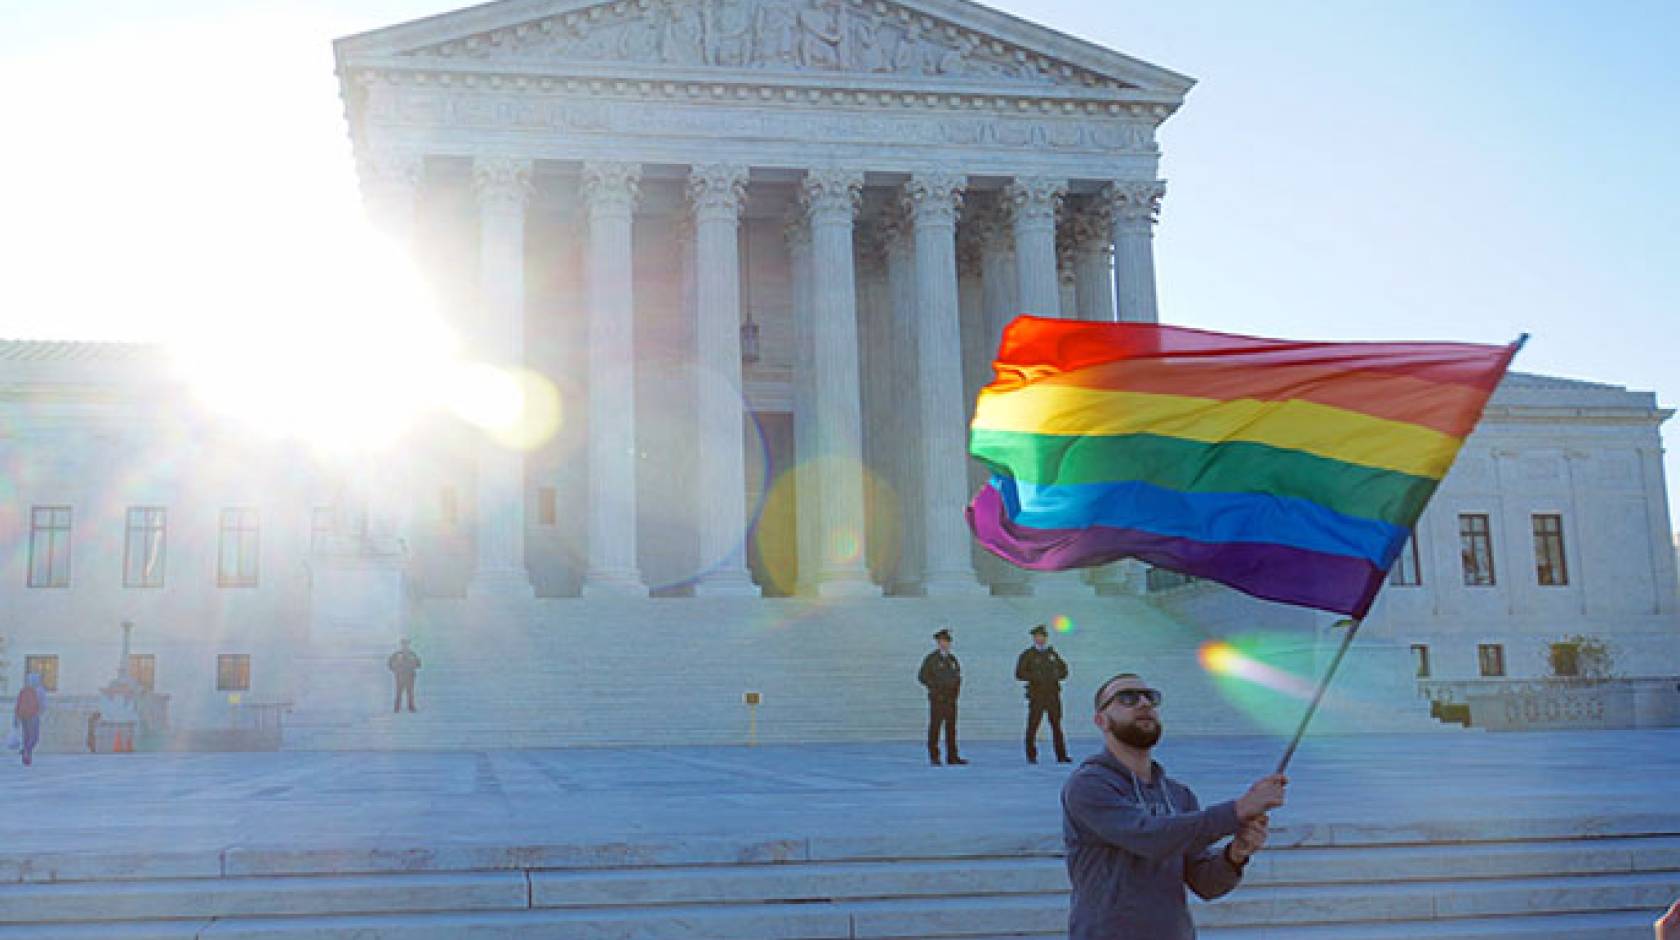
[
  {"left": 1197, "top": 910, "right": 1670, "bottom": 939},
  {"left": 1, "top": 828, "right": 1676, "bottom": 938},
  {"left": 1, "top": 910, "right": 1661, "bottom": 940},
  {"left": 287, "top": 594, "right": 1443, "bottom": 749}
]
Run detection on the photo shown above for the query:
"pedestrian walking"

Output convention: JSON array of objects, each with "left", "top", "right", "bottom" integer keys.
[{"left": 13, "top": 672, "right": 48, "bottom": 766}]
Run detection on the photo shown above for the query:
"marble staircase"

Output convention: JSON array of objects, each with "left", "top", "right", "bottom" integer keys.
[
  {"left": 287, "top": 594, "right": 1443, "bottom": 750},
  {"left": 0, "top": 817, "right": 1675, "bottom": 937}
]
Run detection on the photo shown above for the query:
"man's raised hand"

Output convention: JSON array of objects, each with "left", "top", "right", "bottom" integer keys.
[{"left": 1236, "top": 774, "right": 1288, "bottom": 821}]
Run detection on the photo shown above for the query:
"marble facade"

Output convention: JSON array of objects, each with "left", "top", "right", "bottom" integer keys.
[
  {"left": 335, "top": 0, "right": 1187, "bottom": 600},
  {"left": 0, "top": 0, "right": 1674, "bottom": 744}
]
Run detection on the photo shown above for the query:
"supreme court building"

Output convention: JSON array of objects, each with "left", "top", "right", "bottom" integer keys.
[{"left": 1, "top": 0, "right": 1675, "bottom": 748}]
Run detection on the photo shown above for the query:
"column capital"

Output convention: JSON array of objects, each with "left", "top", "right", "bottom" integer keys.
[
  {"left": 965, "top": 193, "right": 1015, "bottom": 251},
  {"left": 901, "top": 172, "right": 966, "bottom": 228},
  {"left": 1004, "top": 176, "right": 1067, "bottom": 227},
  {"left": 357, "top": 149, "right": 424, "bottom": 201},
  {"left": 877, "top": 199, "right": 911, "bottom": 252},
  {"left": 672, "top": 213, "right": 697, "bottom": 250},
  {"left": 687, "top": 163, "right": 749, "bottom": 221},
  {"left": 582, "top": 160, "right": 642, "bottom": 216},
  {"left": 358, "top": 150, "right": 424, "bottom": 241},
  {"left": 1068, "top": 198, "right": 1116, "bottom": 253},
  {"left": 472, "top": 155, "right": 533, "bottom": 213},
  {"left": 1056, "top": 223, "right": 1079, "bottom": 276},
  {"left": 782, "top": 206, "right": 811, "bottom": 251},
  {"left": 854, "top": 225, "right": 890, "bottom": 274},
  {"left": 1103, "top": 179, "right": 1166, "bottom": 227},
  {"left": 800, "top": 167, "right": 864, "bottom": 224}
]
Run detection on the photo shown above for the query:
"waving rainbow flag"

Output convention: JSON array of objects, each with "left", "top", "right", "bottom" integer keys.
[{"left": 966, "top": 318, "right": 1522, "bottom": 617}]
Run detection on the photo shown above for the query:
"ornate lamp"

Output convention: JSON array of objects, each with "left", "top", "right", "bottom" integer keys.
[{"left": 740, "top": 309, "right": 761, "bottom": 365}]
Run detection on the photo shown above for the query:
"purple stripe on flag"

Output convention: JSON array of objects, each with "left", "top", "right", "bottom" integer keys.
[{"left": 967, "top": 483, "right": 1387, "bottom": 617}]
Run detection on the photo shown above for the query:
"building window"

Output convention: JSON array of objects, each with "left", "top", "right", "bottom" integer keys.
[
  {"left": 537, "top": 487, "right": 558, "bottom": 526},
  {"left": 123, "top": 507, "right": 167, "bottom": 588},
  {"left": 128, "top": 654, "right": 156, "bottom": 692},
  {"left": 27, "top": 506, "right": 72, "bottom": 588},
  {"left": 1477, "top": 643, "right": 1506, "bottom": 678},
  {"left": 1410, "top": 644, "right": 1431, "bottom": 678},
  {"left": 1389, "top": 532, "right": 1422, "bottom": 587},
  {"left": 1549, "top": 642, "right": 1580, "bottom": 678},
  {"left": 1533, "top": 513, "right": 1569, "bottom": 586},
  {"left": 217, "top": 654, "right": 251, "bottom": 692},
  {"left": 217, "top": 508, "right": 260, "bottom": 588},
  {"left": 22, "top": 655, "right": 59, "bottom": 692},
  {"left": 1459, "top": 513, "right": 1496, "bottom": 586},
  {"left": 311, "top": 507, "right": 336, "bottom": 551},
  {"left": 440, "top": 486, "right": 459, "bottom": 529}
]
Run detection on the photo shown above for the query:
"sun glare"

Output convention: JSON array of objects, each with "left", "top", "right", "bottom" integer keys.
[{"left": 168, "top": 226, "right": 465, "bottom": 455}]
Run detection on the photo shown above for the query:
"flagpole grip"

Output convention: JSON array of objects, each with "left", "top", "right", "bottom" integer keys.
[{"left": 1274, "top": 618, "right": 1363, "bottom": 775}]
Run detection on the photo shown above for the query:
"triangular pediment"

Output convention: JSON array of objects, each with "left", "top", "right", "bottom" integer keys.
[{"left": 337, "top": 0, "right": 1193, "bottom": 101}]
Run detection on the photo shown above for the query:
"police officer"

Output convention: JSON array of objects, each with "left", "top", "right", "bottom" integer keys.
[
  {"left": 918, "top": 628, "right": 967, "bottom": 766},
  {"left": 388, "top": 638, "right": 422, "bottom": 713},
  {"left": 1016, "top": 624, "right": 1071, "bottom": 764}
]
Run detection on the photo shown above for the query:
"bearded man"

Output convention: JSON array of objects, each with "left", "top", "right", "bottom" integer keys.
[{"left": 1060, "top": 673, "right": 1288, "bottom": 939}]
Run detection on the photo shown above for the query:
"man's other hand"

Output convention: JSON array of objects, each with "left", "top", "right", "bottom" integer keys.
[{"left": 1227, "top": 814, "right": 1269, "bottom": 865}]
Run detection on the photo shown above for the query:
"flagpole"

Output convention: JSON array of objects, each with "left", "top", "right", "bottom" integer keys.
[{"left": 1274, "top": 617, "right": 1362, "bottom": 775}]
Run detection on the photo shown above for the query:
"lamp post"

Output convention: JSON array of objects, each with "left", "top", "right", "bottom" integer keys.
[{"left": 118, "top": 620, "right": 134, "bottom": 682}]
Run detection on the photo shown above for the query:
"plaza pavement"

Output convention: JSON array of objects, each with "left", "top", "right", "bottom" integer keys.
[{"left": 1, "top": 729, "right": 1677, "bottom": 869}]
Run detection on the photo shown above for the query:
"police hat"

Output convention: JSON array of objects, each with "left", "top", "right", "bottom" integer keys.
[
  {"left": 933, "top": 628, "right": 953, "bottom": 641},
  {"left": 1029, "top": 624, "right": 1049, "bottom": 638}
]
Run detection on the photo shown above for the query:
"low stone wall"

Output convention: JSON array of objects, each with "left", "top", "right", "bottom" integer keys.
[{"left": 1424, "top": 677, "right": 1680, "bottom": 731}]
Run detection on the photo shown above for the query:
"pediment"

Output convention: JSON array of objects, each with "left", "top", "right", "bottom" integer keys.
[{"left": 337, "top": 0, "right": 1194, "bottom": 100}]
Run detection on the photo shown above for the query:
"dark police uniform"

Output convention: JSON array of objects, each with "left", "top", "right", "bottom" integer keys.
[
  {"left": 388, "top": 643, "right": 422, "bottom": 713},
  {"left": 1016, "top": 626, "right": 1070, "bottom": 763},
  {"left": 918, "top": 629, "right": 965, "bottom": 765}
]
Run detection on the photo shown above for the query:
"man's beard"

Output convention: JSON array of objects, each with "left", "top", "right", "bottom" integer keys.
[{"left": 1109, "top": 717, "right": 1162, "bottom": 748}]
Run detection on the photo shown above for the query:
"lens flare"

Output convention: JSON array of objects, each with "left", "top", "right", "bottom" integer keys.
[
  {"left": 1052, "top": 614, "right": 1075, "bottom": 634},
  {"left": 828, "top": 528, "right": 863, "bottom": 564},
  {"left": 1198, "top": 641, "right": 1316, "bottom": 701},
  {"left": 446, "top": 365, "right": 563, "bottom": 451}
]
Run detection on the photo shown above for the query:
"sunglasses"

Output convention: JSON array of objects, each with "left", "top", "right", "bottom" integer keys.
[{"left": 1101, "top": 688, "right": 1163, "bottom": 710}]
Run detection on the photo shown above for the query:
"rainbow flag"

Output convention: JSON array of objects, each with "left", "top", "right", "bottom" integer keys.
[{"left": 966, "top": 318, "right": 1522, "bottom": 618}]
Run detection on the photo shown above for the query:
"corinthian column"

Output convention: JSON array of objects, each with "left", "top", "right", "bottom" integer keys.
[
  {"left": 1007, "top": 176, "right": 1094, "bottom": 596},
  {"left": 468, "top": 155, "right": 535, "bottom": 597},
  {"left": 970, "top": 197, "right": 1018, "bottom": 358},
  {"left": 1070, "top": 200, "right": 1117, "bottom": 322},
  {"left": 348, "top": 150, "right": 426, "bottom": 557},
  {"left": 687, "top": 164, "right": 760, "bottom": 596},
  {"left": 359, "top": 150, "right": 423, "bottom": 247},
  {"left": 971, "top": 199, "right": 1028, "bottom": 595},
  {"left": 1105, "top": 180, "right": 1166, "bottom": 323},
  {"left": 1005, "top": 177, "right": 1066, "bottom": 318},
  {"left": 784, "top": 213, "right": 821, "bottom": 593},
  {"left": 581, "top": 161, "right": 648, "bottom": 597},
  {"left": 881, "top": 210, "right": 923, "bottom": 592},
  {"left": 904, "top": 172, "right": 985, "bottom": 595},
  {"left": 799, "top": 168, "right": 879, "bottom": 596}
]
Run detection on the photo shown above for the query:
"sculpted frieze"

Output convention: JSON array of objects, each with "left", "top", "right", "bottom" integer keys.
[
  {"left": 375, "top": 88, "right": 1155, "bottom": 155},
  {"left": 404, "top": 0, "right": 1109, "bottom": 91}
]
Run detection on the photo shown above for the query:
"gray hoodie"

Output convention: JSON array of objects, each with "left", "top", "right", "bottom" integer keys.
[{"left": 1061, "top": 749, "right": 1245, "bottom": 939}]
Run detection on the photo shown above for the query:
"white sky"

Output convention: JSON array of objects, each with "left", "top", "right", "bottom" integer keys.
[{"left": 1, "top": 0, "right": 1676, "bottom": 534}]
